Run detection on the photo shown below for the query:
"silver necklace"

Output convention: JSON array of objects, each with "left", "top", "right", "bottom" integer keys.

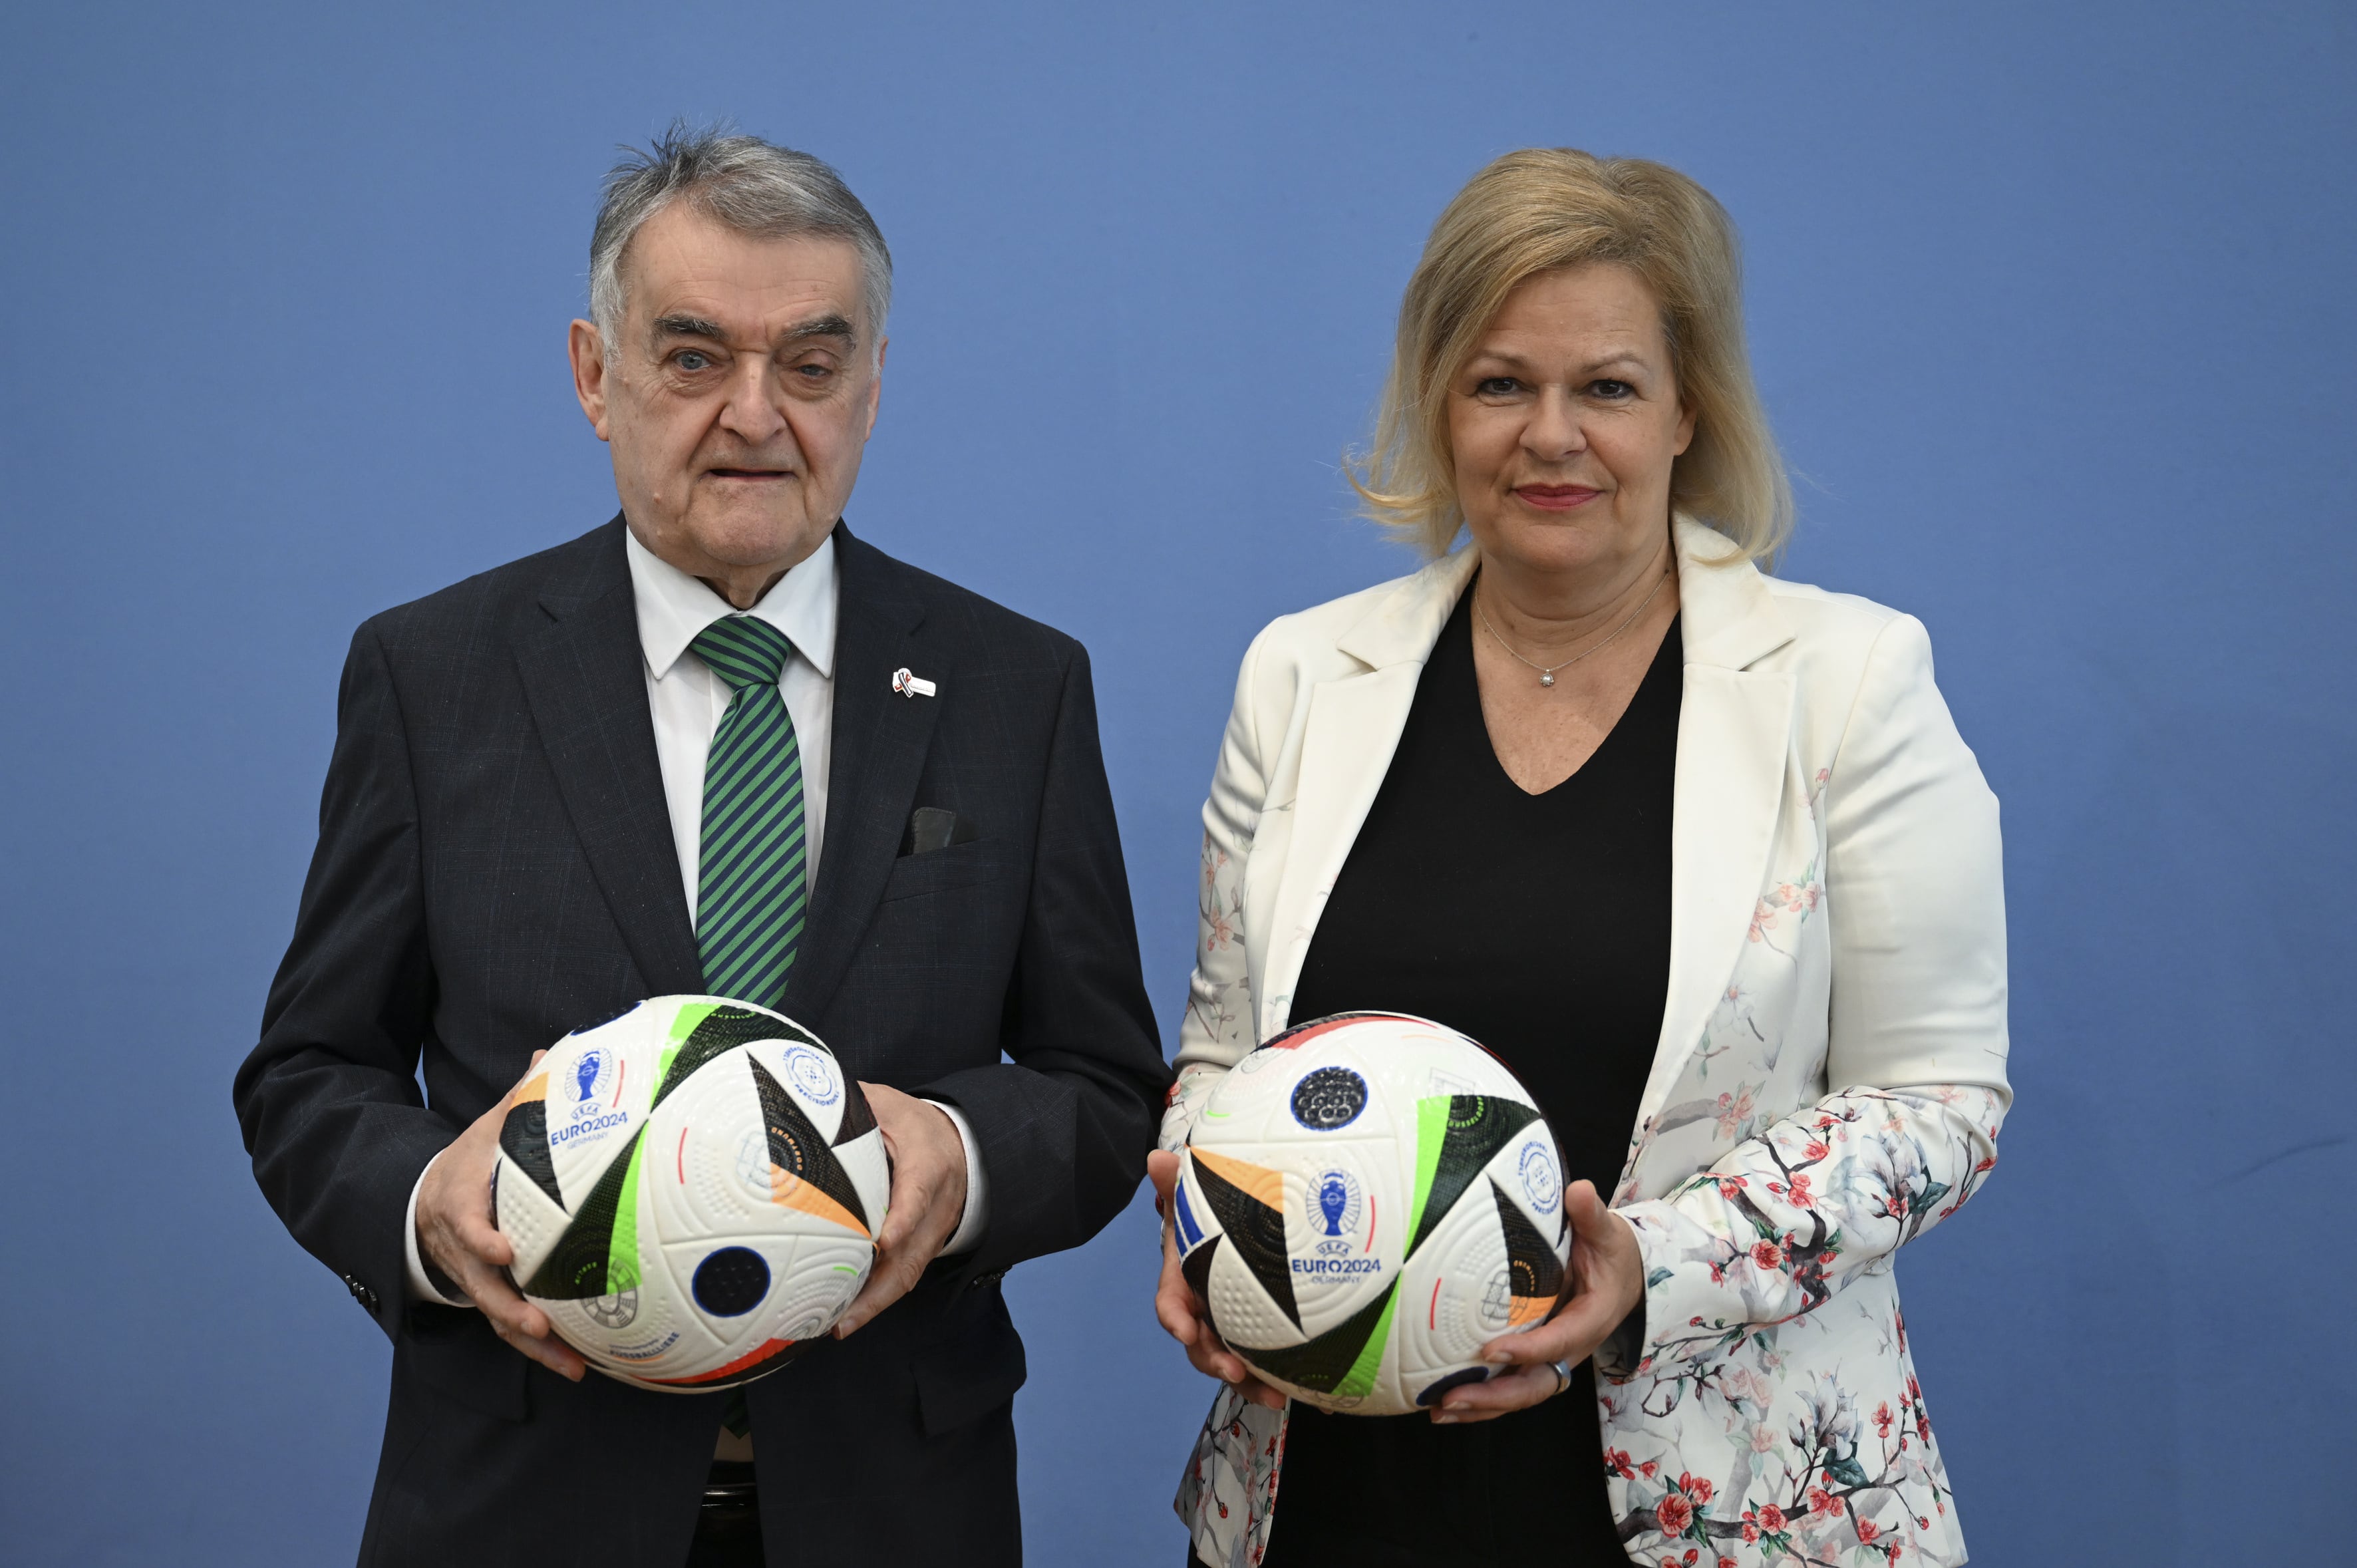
[{"left": 1475, "top": 564, "right": 1670, "bottom": 688}]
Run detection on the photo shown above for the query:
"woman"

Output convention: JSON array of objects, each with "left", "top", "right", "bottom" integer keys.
[{"left": 1151, "top": 149, "right": 2009, "bottom": 1567}]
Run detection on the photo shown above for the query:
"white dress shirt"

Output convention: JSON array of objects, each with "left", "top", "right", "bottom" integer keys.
[{"left": 404, "top": 526, "right": 987, "bottom": 1309}]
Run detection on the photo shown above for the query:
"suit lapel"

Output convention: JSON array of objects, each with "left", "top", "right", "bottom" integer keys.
[
  {"left": 780, "top": 526, "right": 939, "bottom": 1034},
  {"left": 513, "top": 520, "right": 704, "bottom": 999},
  {"left": 1633, "top": 520, "right": 1800, "bottom": 1128}
]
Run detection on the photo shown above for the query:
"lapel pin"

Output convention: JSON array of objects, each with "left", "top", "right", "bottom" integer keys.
[{"left": 891, "top": 667, "right": 937, "bottom": 699}]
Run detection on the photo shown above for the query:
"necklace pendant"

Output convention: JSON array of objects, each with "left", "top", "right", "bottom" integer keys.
[{"left": 1539, "top": 672, "right": 1555, "bottom": 687}]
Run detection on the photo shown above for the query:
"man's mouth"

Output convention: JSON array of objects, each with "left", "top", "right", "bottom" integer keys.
[{"left": 706, "top": 467, "right": 794, "bottom": 481}]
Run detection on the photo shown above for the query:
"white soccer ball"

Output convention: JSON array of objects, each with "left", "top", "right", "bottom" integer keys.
[
  {"left": 1173, "top": 1012, "right": 1571, "bottom": 1416},
  {"left": 491, "top": 995, "right": 891, "bottom": 1392}
]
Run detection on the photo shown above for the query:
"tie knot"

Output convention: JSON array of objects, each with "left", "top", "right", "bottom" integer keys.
[{"left": 691, "top": 616, "right": 794, "bottom": 691}]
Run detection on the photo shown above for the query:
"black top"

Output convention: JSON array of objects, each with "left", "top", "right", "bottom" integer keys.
[{"left": 1257, "top": 586, "right": 1680, "bottom": 1568}]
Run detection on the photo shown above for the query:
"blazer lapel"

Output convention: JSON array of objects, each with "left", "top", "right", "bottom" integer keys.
[
  {"left": 1258, "top": 665, "right": 1423, "bottom": 1038},
  {"left": 780, "top": 525, "right": 940, "bottom": 1036},
  {"left": 1633, "top": 520, "right": 1800, "bottom": 1129},
  {"left": 513, "top": 520, "right": 705, "bottom": 999},
  {"left": 1257, "top": 551, "right": 1476, "bottom": 1038}
]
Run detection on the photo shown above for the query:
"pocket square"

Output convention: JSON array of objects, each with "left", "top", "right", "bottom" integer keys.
[{"left": 899, "top": 806, "right": 981, "bottom": 856}]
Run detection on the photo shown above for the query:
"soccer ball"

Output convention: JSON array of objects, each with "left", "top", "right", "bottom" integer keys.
[
  {"left": 491, "top": 996, "right": 890, "bottom": 1392},
  {"left": 1172, "top": 1013, "right": 1571, "bottom": 1416}
]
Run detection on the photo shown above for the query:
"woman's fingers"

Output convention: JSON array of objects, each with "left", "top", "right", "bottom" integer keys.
[
  {"left": 1233, "top": 1371, "right": 1287, "bottom": 1410},
  {"left": 1146, "top": 1149, "right": 1180, "bottom": 1217},
  {"left": 1472, "top": 1292, "right": 1617, "bottom": 1373},
  {"left": 1470, "top": 1181, "right": 1645, "bottom": 1369},
  {"left": 1432, "top": 1360, "right": 1562, "bottom": 1423},
  {"left": 1154, "top": 1260, "right": 1283, "bottom": 1406},
  {"left": 1155, "top": 1260, "right": 1203, "bottom": 1347},
  {"left": 1440, "top": 1181, "right": 1649, "bottom": 1423},
  {"left": 1146, "top": 1147, "right": 1290, "bottom": 1410},
  {"left": 1563, "top": 1179, "right": 1645, "bottom": 1305}
]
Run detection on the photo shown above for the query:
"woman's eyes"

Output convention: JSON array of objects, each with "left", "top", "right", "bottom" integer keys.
[{"left": 1472, "top": 376, "right": 1637, "bottom": 398}]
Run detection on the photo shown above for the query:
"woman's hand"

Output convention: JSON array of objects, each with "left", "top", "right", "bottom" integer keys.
[
  {"left": 1148, "top": 1150, "right": 1285, "bottom": 1410},
  {"left": 1433, "top": 1179, "right": 1643, "bottom": 1424}
]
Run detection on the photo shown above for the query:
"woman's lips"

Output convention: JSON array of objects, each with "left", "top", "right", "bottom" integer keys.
[{"left": 1514, "top": 484, "right": 1601, "bottom": 510}]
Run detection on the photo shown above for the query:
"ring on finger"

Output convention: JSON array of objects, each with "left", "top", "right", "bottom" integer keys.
[{"left": 1549, "top": 1358, "right": 1574, "bottom": 1396}]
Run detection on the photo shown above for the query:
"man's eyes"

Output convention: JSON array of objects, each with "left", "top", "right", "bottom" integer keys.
[{"left": 665, "top": 350, "right": 834, "bottom": 381}]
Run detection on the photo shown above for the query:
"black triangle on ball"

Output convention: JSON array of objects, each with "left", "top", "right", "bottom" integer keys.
[{"left": 1187, "top": 1152, "right": 1301, "bottom": 1332}]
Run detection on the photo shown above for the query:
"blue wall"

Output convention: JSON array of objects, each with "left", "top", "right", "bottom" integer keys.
[{"left": 3, "top": 3, "right": 2350, "bottom": 1562}]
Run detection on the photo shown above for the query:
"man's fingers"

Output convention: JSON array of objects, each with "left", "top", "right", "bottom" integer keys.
[
  {"left": 488, "top": 1314, "right": 586, "bottom": 1380},
  {"left": 835, "top": 1194, "right": 955, "bottom": 1338},
  {"left": 834, "top": 1247, "right": 921, "bottom": 1338},
  {"left": 451, "top": 1208, "right": 516, "bottom": 1271},
  {"left": 455, "top": 1252, "right": 585, "bottom": 1380}
]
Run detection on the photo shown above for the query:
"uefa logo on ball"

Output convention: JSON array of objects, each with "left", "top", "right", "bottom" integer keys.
[
  {"left": 570, "top": 1046, "right": 617, "bottom": 1117},
  {"left": 1303, "top": 1168, "right": 1364, "bottom": 1260}
]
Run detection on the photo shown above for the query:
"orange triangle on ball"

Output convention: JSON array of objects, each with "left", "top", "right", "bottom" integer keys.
[{"left": 769, "top": 1164, "right": 871, "bottom": 1238}]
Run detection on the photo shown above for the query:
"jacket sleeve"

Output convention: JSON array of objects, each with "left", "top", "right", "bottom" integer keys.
[
  {"left": 914, "top": 642, "right": 1171, "bottom": 1276},
  {"left": 1613, "top": 613, "right": 2011, "bottom": 1377},
  {"left": 1158, "top": 626, "right": 1275, "bottom": 1152},
  {"left": 232, "top": 622, "right": 453, "bottom": 1341}
]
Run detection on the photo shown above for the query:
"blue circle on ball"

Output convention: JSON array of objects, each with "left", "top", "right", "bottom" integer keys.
[
  {"left": 692, "top": 1246, "right": 771, "bottom": 1317},
  {"left": 1290, "top": 1066, "right": 1368, "bottom": 1130}
]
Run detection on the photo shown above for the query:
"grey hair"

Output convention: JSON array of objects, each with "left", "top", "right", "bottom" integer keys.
[{"left": 588, "top": 122, "right": 892, "bottom": 359}]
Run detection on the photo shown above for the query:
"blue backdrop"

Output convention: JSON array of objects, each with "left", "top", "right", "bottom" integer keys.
[{"left": 3, "top": 3, "right": 2351, "bottom": 1563}]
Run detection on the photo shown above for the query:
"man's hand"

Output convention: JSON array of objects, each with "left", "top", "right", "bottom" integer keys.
[
  {"left": 1430, "top": 1179, "right": 1644, "bottom": 1424},
  {"left": 1147, "top": 1150, "right": 1285, "bottom": 1410},
  {"left": 414, "top": 1049, "right": 586, "bottom": 1381},
  {"left": 833, "top": 1084, "right": 968, "bottom": 1338}
]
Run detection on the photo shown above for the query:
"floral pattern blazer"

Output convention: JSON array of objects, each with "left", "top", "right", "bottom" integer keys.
[{"left": 1161, "top": 520, "right": 2010, "bottom": 1568}]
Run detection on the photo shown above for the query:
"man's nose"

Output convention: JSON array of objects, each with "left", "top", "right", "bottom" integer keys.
[
  {"left": 716, "top": 359, "right": 787, "bottom": 444},
  {"left": 1523, "top": 387, "right": 1587, "bottom": 460}
]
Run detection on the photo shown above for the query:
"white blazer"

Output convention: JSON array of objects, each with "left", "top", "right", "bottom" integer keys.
[{"left": 1164, "top": 520, "right": 2010, "bottom": 1568}]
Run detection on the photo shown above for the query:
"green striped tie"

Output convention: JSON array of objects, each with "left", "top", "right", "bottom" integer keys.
[{"left": 690, "top": 617, "right": 806, "bottom": 1011}]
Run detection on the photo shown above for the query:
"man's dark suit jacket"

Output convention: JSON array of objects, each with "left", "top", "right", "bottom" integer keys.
[{"left": 234, "top": 518, "right": 1169, "bottom": 1567}]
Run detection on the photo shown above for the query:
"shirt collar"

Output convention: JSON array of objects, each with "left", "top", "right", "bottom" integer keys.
[{"left": 625, "top": 526, "right": 838, "bottom": 683}]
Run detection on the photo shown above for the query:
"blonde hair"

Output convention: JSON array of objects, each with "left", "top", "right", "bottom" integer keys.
[{"left": 1351, "top": 148, "right": 1793, "bottom": 565}]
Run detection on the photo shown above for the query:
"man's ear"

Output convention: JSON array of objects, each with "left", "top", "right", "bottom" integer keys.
[
  {"left": 569, "top": 319, "right": 613, "bottom": 441},
  {"left": 862, "top": 336, "right": 887, "bottom": 441}
]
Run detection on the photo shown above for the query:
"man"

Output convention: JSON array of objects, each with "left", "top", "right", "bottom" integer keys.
[{"left": 234, "top": 127, "right": 1167, "bottom": 1567}]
